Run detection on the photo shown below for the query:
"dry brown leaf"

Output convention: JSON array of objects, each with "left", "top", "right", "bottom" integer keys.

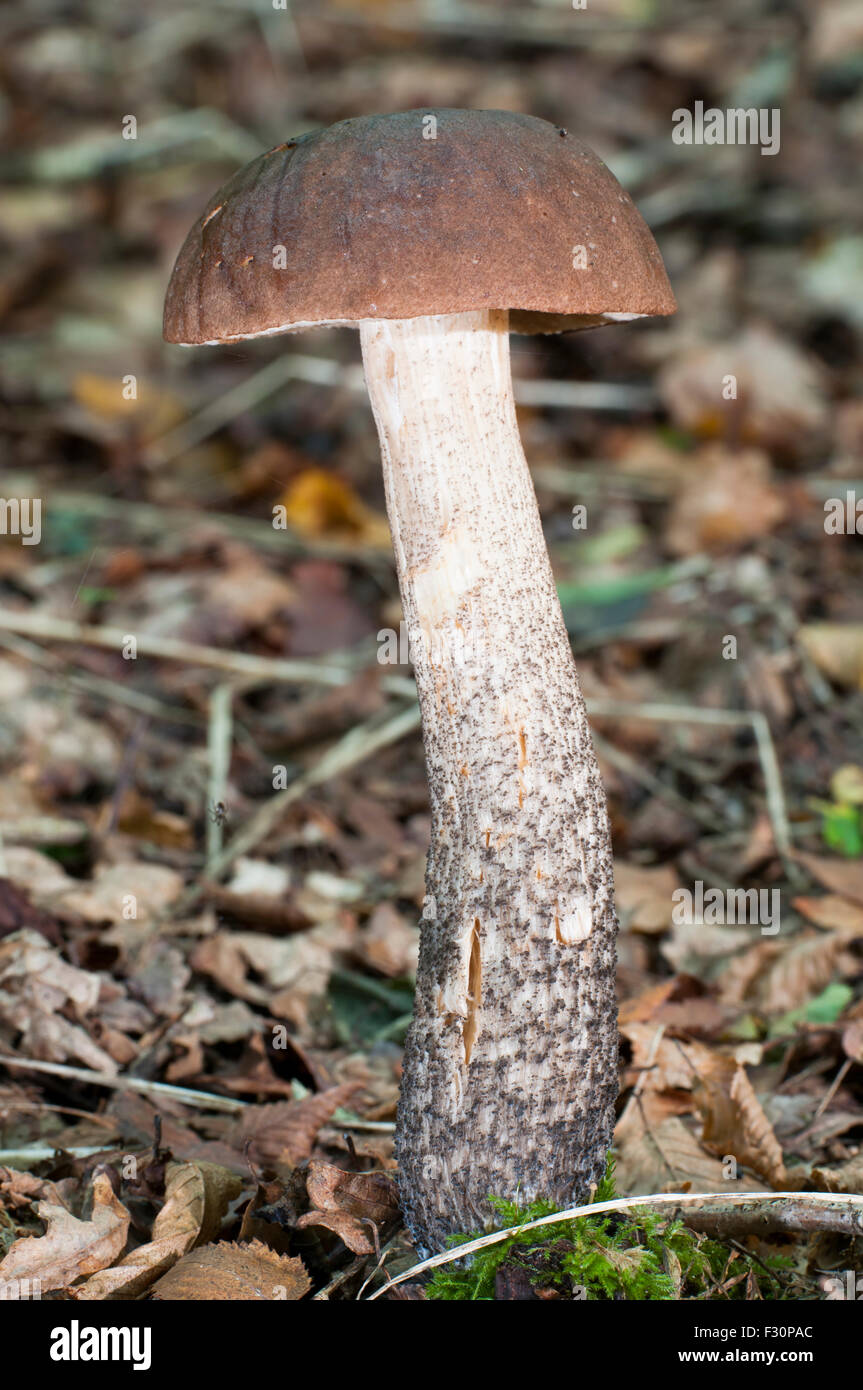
[
  {"left": 756, "top": 932, "right": 857, "bottom": 1014},
  {"left": 842, "top": 1019, "right": 863, "bottom": 1062},
  {"left": 614, "top": 1093, "right": 767, "bottom": 1195},
  {"left": 56, "top": 862, "right": 184, "bottom": 926},
  {"left": 205, "top": 556, "right": 296, "bottom": 628},
  {"left": 72, "top": 1161, "right": 244, "bottom": 1300},
  {"left": 664, "top": 446, "right": 786, "bottom": 555},
  {"left": 811, "top": 1156, "right": 863, "bottom": 1195},
  {"left": 793, "top": 894, "right": 863, "bottom": 935},
  {"left": 694, "top": 1056, "right": 786, "bottom": 1186},
  {"left": 619, "top": 978, "right": 680, "bottom": 1026},
  {"left": 0, "top": 928, "right": 117, "bottom": 1073},
  {"left": 797, "top": 625, "right": 863, "bottom": 690},
  {"left": 305, "top": 1159, "right": 399, "bottom": 1225},
  {"left": 795, "top": 853, "right": 863, "bottom": 907},
  {"left": 613, "top": 861, "right": 679, "bottom": 933},
  {"left": 619, "top": 984, "right": 726, "bottom": 1037},
  {"left": 295, "top": 1208, "right": 375, "bottom": 1254},
  {"left": 191, "top": 920, "right": 354, "bottom": 1034},
  {"left": 663, "top": 921, "right": 754, "bottom": 974},
  {"left": 0, "top": 1170, "right": 130, "bottom": 1292},
  {"left": 151, "top": 1238, "right": 310, "bottom": 1301},
  {"left": 355, "top": 902, "right": 419, "bottom": 977},
  {"left": 237, "top": 1084, "right": 361, "bottom": 1168},
  {"left": 279, "top": 468, "right": 390, "bottom": 547},
  {"left": 621, "top": 1021, "right": 706, "bottom": 1094},
  {"left": 716, "top": 940, "right": 783, "bottom": 1006},
  {"left": 294, "top": 1158, "right": 399, "bottom": 1253},
  {"left": 1, "top": 848, "right": 77, "bottom": 907},
  {"left": 0, "top": 1166, "right": 69, "bottom": 1211},
  {"left": 659, "top": 325, "right": 826, "bottom": 451}
]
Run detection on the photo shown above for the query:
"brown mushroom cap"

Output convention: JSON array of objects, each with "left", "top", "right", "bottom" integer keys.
[{"left": 164, "top": 108, "right": 675, "bottom": 345}]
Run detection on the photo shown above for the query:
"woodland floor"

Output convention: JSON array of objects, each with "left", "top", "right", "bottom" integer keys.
[{"left": 0, "top": 0, "right": 862, "bottom": 1300}]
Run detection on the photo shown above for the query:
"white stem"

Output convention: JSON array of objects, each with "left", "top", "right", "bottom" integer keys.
[{"left": 360, "top": 311, "right": 618, "bottom": 1253}]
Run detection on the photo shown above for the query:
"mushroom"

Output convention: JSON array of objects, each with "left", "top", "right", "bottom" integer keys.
[{"left": 164, "top": 109, "right": 675, "bottom": 1254}]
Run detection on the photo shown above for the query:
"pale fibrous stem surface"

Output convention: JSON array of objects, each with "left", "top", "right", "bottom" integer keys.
[{"left": 360, "top": 310, "right": 618, "bottom": 1254}]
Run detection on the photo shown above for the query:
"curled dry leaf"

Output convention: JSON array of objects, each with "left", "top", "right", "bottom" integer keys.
[
  {"left": 297, "top": 1159, "right": 399, "bottom": 1255},
  {"left": 620, "top": 1020, "right": 710, "bottom": 1094},
  {"left": 795, "top": 853, "right": 863, "bottom": 908},
  {"left": 662, "top": 921, "right": 753, "bottom": 977},
  {"left": 614, "top": 1092, "right": 767, "bottom": 1196},
  {"left": 841, "top": 1019, "right": 863, "bottom": 1063},
  {"left": 0, "top": 1165, "right": 69, "bottom": 1211},
  {"left": 751, "top": 932, "right": 857, "bottom": 1014},
  {"left": 204, "top": 554, "right": 296, "bottom": 629},
  {"left": 355, "top": 902, "right": 419, "bottom": 977},
  {"left": 811, "top": 1155, "right": 863, "bottom": 1195},
  {"left": 55, "top": 862, "right": 184, "bottom": 926},
  {"left": 659, "top": 325, "right": 826, "bottom": 451},
  {"left": 0, "top": 928, "right": 117, "bottom": 1073},
  {"left": 619, "top": 977, "right": 726, "bottom": 1037},
  {"left": 191, "top": 919, "right": 354, "bottom": 1036},
  {"left": 797, "top": 625, "right": 863, "bottom": 691},
  {"left": 305, "top": 1158, "right": 399, "bottom": 1225},
  {"left": 664, "top": 446, "right": 786, "bottom": 556},
  {"left": 693, "top": 1055, "right": 786, "bottom": 1187},
  {"left": 295, "top": 1208, "right": 375, "bottom": 1255},
  {"left": 0, "top": 1170, "right": 130, "bottom": 1293},
  {"left": 619, "top": 978, "right": 681, "bottom": 1026},
  {"left": 237, "top": 1083, "right": 361, "bottom": 1169},
  {"left": 72, "top": 1161, "right": 244, "bottom": 1301},
  {"left": 793, "top": 895, "right": 863, "bottom": 936},
  {"left": 151, "top": 1238, "right": 310, "bottom": 1301}
]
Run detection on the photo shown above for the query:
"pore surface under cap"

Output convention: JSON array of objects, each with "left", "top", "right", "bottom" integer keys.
[{"left": 164, "top": 108, "right": 675, "bottom": 345}]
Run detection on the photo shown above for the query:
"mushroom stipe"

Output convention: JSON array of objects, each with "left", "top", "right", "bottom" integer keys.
[{"left": 164, "top": 108, "right": 675, "bottom": 1255}]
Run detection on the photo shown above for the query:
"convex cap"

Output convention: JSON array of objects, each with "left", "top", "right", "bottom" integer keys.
[{"left": 164, "top": 108, "right": 675, "bottom": 345}]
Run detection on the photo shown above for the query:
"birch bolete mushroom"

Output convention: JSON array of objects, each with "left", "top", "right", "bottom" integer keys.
[{"left": 164, "top": 109, "right": 675, "bottom": 1253}]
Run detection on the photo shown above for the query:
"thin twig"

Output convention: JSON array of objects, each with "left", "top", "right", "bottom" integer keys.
[
  {"left": 591, "top": 731, "right": 717, "bottom": 830},
  {"left": 206, "top": 684, "right": 233, "bottom": 869},
  {"left": 0, "top": 611, "right": 795, "bottom": 883},
  {"left": 0, "top": 1055, "right": 246, "bottom": 1113},
  {"left": 146, "top": 354, "right": 658, "bottom": 467},
  {"left": 0, "top": 1146, "right": 113, "bottom": 1165},
  {"left": 0, "top": 630, "right": 203, "bottom": 726},
  {"left": 177, "top": 702, "right": 422, "bottom": 902},
  {"left": 0, "top": 816, "right": 88, "bottom": 847},
  {"left": 586, "top": 698, "right": 797, "bottom": 881},
  {"left": 0, "top": 611, "right": 364, "bottom": 688},
  {"left": 13, "top": 481, "right": 388, "bottom": 568},
  {"left": 0, "top": 1056, "right": 392, "bottom": 1138},
  {"left": 813, "top": 1057, "right": 853, "bottom": 1121},
  {"left": 0, "top": 609, "right": 413, "bottom": 699}
]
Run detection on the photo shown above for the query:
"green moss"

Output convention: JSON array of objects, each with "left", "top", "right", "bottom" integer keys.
[{"left": 426, "top": 1159, "right": 790, "bottom": 1301}]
